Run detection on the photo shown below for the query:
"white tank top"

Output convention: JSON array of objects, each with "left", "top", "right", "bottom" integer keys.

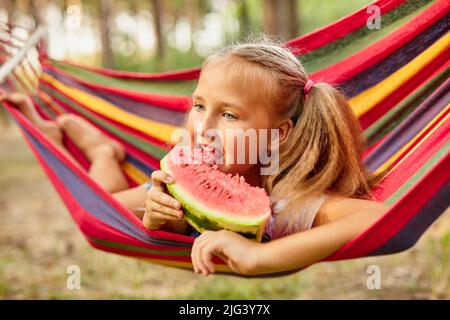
[{"left": 264, "top": 194, "right": 329, "bottom": 241}]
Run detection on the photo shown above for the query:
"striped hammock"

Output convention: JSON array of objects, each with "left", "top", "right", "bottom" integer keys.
[{"left": 0, "top": 0, "right": 449, "bottom": 276}]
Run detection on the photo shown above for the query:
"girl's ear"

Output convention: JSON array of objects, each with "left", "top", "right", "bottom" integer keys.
[{"left": 277, "top": 118, "right": 294, "bottom": 144}]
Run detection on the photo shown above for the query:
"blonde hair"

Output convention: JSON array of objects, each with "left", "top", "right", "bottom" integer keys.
[{"left": 201, "top": 36, "right": 386, "bottom": 232}]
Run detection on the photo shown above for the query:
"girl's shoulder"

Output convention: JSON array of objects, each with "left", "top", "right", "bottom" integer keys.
[{"left": 313, "top": 195, "right": 390, "bottom": 226}]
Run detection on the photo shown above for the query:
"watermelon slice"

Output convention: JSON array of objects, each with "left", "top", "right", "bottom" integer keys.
[{"left": 160, "top": 146, "right": 271, "bottom": 242}]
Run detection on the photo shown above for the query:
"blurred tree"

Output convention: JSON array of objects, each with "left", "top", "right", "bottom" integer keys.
[
  {"left": 98, "top": 0, "right": 114, "bottom": 68},
  {"left": 30, "top": 0, "right": 47, "bottom": 26},
  {"left": 150, "top": 0, "right": 164, "bottom": 60},
  {"left": 187, "top": 0, "right": 199, "bottom": 52},
  {"left": 263, "top": 0, "right": 299, "bottom": 40},
  {"left": 236, "top": 0, "right": 251, "bottom": 38},
  {"left": 1, "top": 0, "right": 14, "bottom": 25}
]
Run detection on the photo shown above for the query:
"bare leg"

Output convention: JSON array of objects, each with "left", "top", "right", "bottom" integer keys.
[
  {"left": 0, "top": 92, "right": 78, "bottom": 165},
  {"left": 56, "top": 114, "right": 129, "bottom": 193},
  {"left": 56, "top": 115, "right": 148, "bottom": 212}
]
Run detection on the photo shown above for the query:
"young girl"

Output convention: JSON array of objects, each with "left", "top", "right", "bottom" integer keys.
[{"left": 0, "top": 39, "right": 389, "bottom": 277}]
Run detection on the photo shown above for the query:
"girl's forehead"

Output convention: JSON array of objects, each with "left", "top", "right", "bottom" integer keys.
[{"left": 197, "top": 56, "right": 275, "bottom": 107}]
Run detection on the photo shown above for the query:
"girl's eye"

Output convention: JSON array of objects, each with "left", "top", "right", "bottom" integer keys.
[
  {"left": 222, "top": 111, "right": 238, "bottom": 121},
  {"left": 194, "top": 104, "right": 205, "bottom": 112}
]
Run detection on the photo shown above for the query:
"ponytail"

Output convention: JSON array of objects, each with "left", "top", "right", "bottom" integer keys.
[{"left": 264, "top": 81, "right": 386, "bottom": 225}]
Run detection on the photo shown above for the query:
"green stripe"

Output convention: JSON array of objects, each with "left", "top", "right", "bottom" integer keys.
[
  {"left": 50, "top": 60, "right": 197, "bottom": 96},
  {"left": 301, "top": 0, "right": 435, "bottom": 73},
  {"left": 89, "top": 237, "right": 191, "bottom": 257},
  {"left": 39, "top": 83, "right": 169, "bottom": 160},
  {"left": 364, "top": 66, "right": 450, "bottom": 146},
  {"left": 384, "top": 140, "right": 450, "bottom": 205}
]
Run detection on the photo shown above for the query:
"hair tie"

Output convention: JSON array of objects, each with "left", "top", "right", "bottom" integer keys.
[{"left": 303, "top": 79, "right": 314, "bottom": 98}]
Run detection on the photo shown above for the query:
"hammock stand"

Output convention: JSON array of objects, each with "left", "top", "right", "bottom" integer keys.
[{"left": 0, "top": 0, "right": 449, "bottom": 276}]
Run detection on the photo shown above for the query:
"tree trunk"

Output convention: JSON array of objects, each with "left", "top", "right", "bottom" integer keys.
[
  {"left": 150, "top": 0, "right": 165, "bottom": 61},
  {"left": 263, "top": 0, "right": 299, "bottom": 40},
  {"left": 99, "top": 0, "right": 114, "bottom": 68}
]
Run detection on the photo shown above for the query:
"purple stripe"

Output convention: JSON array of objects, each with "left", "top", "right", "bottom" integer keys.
[{"left": 364, "top": 78, "right": 450, "bottom": 170}]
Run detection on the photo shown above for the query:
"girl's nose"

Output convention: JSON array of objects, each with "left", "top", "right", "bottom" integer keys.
[
  {"left": 196, "top": 115, "right": 214, "bottom": 135},
  {"left": 195, "top": 116, "right": 219, "bottom": 144}
]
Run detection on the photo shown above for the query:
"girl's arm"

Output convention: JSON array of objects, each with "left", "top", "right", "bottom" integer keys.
[
  {"left": 191, "top": 201, "right": 389, "bottom": 276},
  {"left": 254, "top": 207, "right": 385, "bottom": 274}
]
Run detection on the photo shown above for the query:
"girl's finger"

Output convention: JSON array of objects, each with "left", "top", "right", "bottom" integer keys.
[
  {"left": 201, "top": 246, "right": 216, "bottom": 274},
  {"left": 150, "top": 190, "right": 181, "bottom": 210},
  {"left": 193, "top": 238, "right": 205, "bottom": 274},
  {"left": 151, "top": 170, "right": 174, "bottom": 185},
  {"left": 150, "top": 202, "right": 183, "bottom": 218},
  {"left": 191, "top": 239, "right": 199, "bottom": 273},
  {"left": 196, "top": 241, "right": 209, "bottom": 276},
  {"left": 143, "top": 211, "right": 166, "bottom": 229},
  {"left": 143, "top": 210, "right": 182, "bottom": 229},
  {"left": 152, "top": 210, "right": 181, "bottom": 221}
]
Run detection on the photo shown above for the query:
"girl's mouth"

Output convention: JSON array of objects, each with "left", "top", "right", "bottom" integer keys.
[{"left": 195, "top": 143, "right": 224, "bottom": 165}]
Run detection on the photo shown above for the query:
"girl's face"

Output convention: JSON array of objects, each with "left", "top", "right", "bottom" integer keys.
[{"left": 186, "top": 56, "right": 291, "bottom": 178}]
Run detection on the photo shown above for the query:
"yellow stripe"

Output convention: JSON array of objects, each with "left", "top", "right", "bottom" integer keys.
[
  {"left": 376, "top": 103, "right": 450, "bottom": 173},
  {"left": 349, "top": 33, "right": 450, "bottom": 117},
  {"left": 41, "top": 73, "right": 178, "bottom": 142},
  {"left": 121, "top": 161, "right": 151, "bottom": 185}
]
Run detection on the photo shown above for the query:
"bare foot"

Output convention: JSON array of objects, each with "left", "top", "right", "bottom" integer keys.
[
  {"left": 56, "top": 114, "right": 125, "bottom": 162},
  {"left": 0, "top": 91, "right": 63, "bottom": 144}
]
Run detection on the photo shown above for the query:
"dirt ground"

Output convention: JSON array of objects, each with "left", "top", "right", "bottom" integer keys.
[{"left": 0, "top": 124, "right": 449, "bottom": 299}]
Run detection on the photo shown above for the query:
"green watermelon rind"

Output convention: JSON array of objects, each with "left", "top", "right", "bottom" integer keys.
[{"left": 160, "top": 157, "right": 270, "bottom": 242}]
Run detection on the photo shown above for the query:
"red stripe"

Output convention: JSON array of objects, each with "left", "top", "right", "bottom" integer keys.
[
  {"left": 87, "top": 240, "right": 195, "bottom": 263},
  {"left": 286, "top": 0, "right": 405, "bottom": 54},
  {"left": 42, "top": 62, "right": 192, "bottom": 112},
  {"left": 60, "top": 59, "right": 201, "bottom": 81},
  {"left": 311, "top": 0, "right": 449, "bottom": 84}
]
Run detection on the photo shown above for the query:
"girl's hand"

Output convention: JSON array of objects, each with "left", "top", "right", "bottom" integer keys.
[
  {"left": 142, "top": 170, "right": 184, "bottom": 230},
  {"left": 191, "top": 230, "right": 265, "bottom": 276}
]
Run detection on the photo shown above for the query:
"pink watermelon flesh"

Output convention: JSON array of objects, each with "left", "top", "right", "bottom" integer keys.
[{"left": 161, "top": 146, "right": 271, "bottom": 241}]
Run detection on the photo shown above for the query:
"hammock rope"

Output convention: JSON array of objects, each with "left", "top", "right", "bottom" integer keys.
[{"left": 1, "top": 0, "right": 449, "bottom": 275}]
